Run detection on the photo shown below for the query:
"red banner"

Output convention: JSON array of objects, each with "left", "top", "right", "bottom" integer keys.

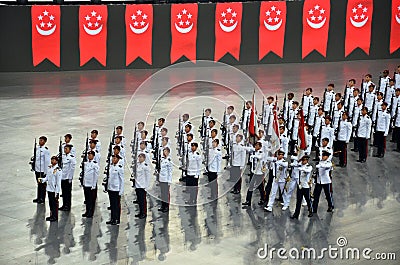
[
  {"left": 302, "top": 0, "right": 330, "bottom": 59},
  {"left": 215, "top": 2, "right": 242, "bottom": 61},
  {"left": 259, "top": 1, "right": 286, "bottom": 59},
  {"left": 298, "top": 109, "right": 307, "bottom": 150},
  {"left": 345, "top": 0, "right": 373, "bottom": 57},
  {"left": 171, "top": 4, "right": 198, "bottom": 64},
  {"left": 79, "top": 5, "right": 108, "bottom": 66},
  {"left": 249, "top": 92, "right": 256, "bottom": 136},
  {"left": 126, "top": 5, "right": 153, "bottom": 66},
  {"left": 31, "top": 6, "right": 60, "bottom": 67},
  {"left": 390, "top": 0, "right": 400, "bottom": 54}
]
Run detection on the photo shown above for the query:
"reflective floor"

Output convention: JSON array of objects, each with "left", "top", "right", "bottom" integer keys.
[{"left": 0, "top": 59, "right": 399, "bottom": 265}]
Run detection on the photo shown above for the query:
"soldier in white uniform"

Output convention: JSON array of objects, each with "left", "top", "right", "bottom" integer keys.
[
  {"left": 312, "top": 151, "right": 334, "bottom": 213},
  {"left": 242, "top": 142, "right": 267, "bottom": 207},
  {"left": 393, "top": 100, "right": 400, "bottom": 152},
  {"left": 40, "top": 156, "right": 62, "bottom": 222},
  {"left": 356, "top": 107, "right": 372, "bottom": 163},
  {"left": 138, "top": 130, "right": 152, "bottom": 151},
  {"left": 344, "top": 79, "right": 355, "bottom": 110},
  {"left": 394, "top": 66, "right": 400, "bottom": 89},
  {"left": 290, "top": 155, "right": 313, "bottom": 219},
  {"left": 378, "top": 70, "right": 390, "bottom": 93},
  {"left": 106, "top": 155, "right": 124, "bottom": 225},
  {"left": 158, "top": 147, "right": 172, "bottom": 212},
  {"left": 335, "top": 112, "right": 352, "bottom": 167},
  {"left": 282, "top": 154, "right": 301, "bottom": 211},
  {"left": 262, "top": 96, "right": 274, "bottom": 135},
  {"left": 186, "top": 143, "right": 202, "bottom": 204},
  {"left": 373, "top": 102, "right": 391, "bottom": 158},
  {"left": 61, "top": 134, "right": 76, "bottom": 157},
  {"left": 230, "top": 134, "right": 246, "bottom": 194},
  {"left": 301, "top": 88, "right": 314, "bottom": 117},
  {"left": 89, "top": 129, "right": 101, "bottom": 153},
  {"left": 114, "top": 136, "right": 126, "bottom": 159},
  {"left": 364, "top": 84, "right": 376, "bottom": 112},
  {"left": 113, "top": 145, "right": 125, "bottom": 167},
  {"left": 33, "top": 136, "right": 51, "bottom": 204},
  {"left": 288, "top": 101, "right": 299, "bottom": 155},
  {"left": 279, "top": 126, "right": 289, "bottom": 159},
  {"left": 351, "top": 97, "right": 364, "bottom": 152},
  {"left": 114, "top": 125, "right": 126, "bottom": 147},
  {"left": 320, "top": 117, "right": 335, "bottom": 149},
  {"left": 241, "top": 101, "right": 252, "bottom": 138},
  {"left": 318, "top": 138, "right": 334, "bottom": 162},
  {"left": 59, "top": 144, "right": 76, "bottom": 211},
  {"left": 385, "top": 79, "right": 395, "bottom": 106},
  {"left": 312, "top": 107, "right": 324, "bottom": 152},
  {"left": 361, "top": 74, "right": 374, "bottom": 99},
  {"left": 208, "top": 139, "right": 222, "bottom": 200},
  {"left": 88, "top": 140, "right": 101, "bottom": 164},
  {"left": 264, "top": 151, "right": 288, "bottom": 212},
  {"left": 323, "top": 84, "right": 335, "bottom": 115},
  {"left": 135, "top": 153, "right": 151, "bottom": 219},
  {"left": 82, "top": 151, "right": 99, "bottom": 218}
]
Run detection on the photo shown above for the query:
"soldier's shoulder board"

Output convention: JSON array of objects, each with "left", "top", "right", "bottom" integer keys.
[
  {"left": 145, "top": 163, "right": 148, "bottom": 166},
  {"left": 93, "top": 161, "right": 97, "bottom": 163},
  {"left": 70, "top": 155, "right": 74, "bottom": 157},
  {"left": 119, "top": 165, "right": 123, "bottom": 168},
  {"left": 45, "top": 147, "right": 48, "bottom": 149},
  {"left": 196, "top": 152, "right": 199, "bottom": 155}
]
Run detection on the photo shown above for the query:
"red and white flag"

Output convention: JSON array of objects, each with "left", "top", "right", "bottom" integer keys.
[
  {"left": 171, "top": 4, "right": 198, "bottom": 64},
  {"left": 298, "top": 109, "right": 307, "bottom": 150},
  {"left": 259, "top": 1, "right": 286, "bottom": 60},
  {"left": 215, "top": 2, "right": 242, "bottom": 61},
  {"left": 269, "top": 97, "right": 281, "bottom": 153},
  {"left": 390, "top": 0, "right": 400, "bottom": 54},
  {"left": 302, "top": 0, "right": 330, "bottom": 59},
  {"left": 249, "top": 92, "right": 257, "bottom": 137},
  {"left": 31, "top": 6, "right": 60, "bottom": 67},
  {"left": 345, "top": 0, "right": 373, "bottom": 57},
  {"left": 79, "top": 5, "right": 108, "bottom": 66},
  {"left": 126, "top": 4, "right": 153, "bottom": 66}
]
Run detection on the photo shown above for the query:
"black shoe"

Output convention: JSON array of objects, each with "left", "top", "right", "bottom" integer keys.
[
  {"left": 33, "top": 199, "right": 39, "bottom": 203},
  {"left": 107, "top": 206, "right": 111, "bottom": 210},
  {"left": 86, "top": 215, "right": 93, "bottom": 218},
  {"left": 230, "top": 190, "right": 236, "bottom": 194},
  {"left": 106, "top": 220, "right": 114, "bottom": 225},
  {"left": 373, "top": 154, "right": 379, "bottom": 157},
  {"left": 242, "top": 201, "right": 250, "bottom": 206},
  {"left": 356, "top": 159, "right": 364, "bottom": 162},
  {"left": 111, "top": 220, "right": 118, "bottom": 225},
  {"left": 132, "top": 200, "right": 139, "bottom": 204},
  {"left": 158, "top": 207, "right": 164, "bottom": 211},
  {"left": 327, "top": 207, "right": 334, "bottom": 212},
  {"left": 49, "top": 218, "right": 58, "bottom": 222},
  {"left": 290, "top": 215, "right": 298, "bottom": 219},
  {"left": 45, "top": 216, "right": 51, "bottom": 221},
  {"left": 161, "top": 208, "right": 169, "bottom": 213},
  {"left": 134, "top": 213, "right": 141, "bottom": 217},
  {"left": 37, "top": 200, "right": 45, "bottom": 204},
  {"left": 233, "top": 190, "right": 240, "bottom": 194},
  {"left": 138, "top": 214, "right": 146, "bottom": 219},
  {"left": 308, "top": 212, "right": 313, "bottom": 217},
  {"left": 258, "top": 200, "right": 265, "bottom": 206},
  {"left": 82, "top": 213, "right": 88, "bottom": 217},
  {"left": 116, "top": 220, "right": 120, "bottom": 224}
]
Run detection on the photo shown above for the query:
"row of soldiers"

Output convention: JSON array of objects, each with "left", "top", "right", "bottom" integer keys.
[{"left": 30, "top": 66, "right": 400, "bottom": 222}]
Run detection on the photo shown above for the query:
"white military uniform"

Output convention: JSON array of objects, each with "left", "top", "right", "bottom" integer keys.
[
  {"left": 83, "top": 159, "right": 99, "bottom": 189},
  {"left": 375, "top": 110, "right": 391, "bottom": 136},
  {"left": 280, "top": 134, "right": 289, "bottom": 158},
  {"left": 336, "top": 119, "right": 352, "bottom": 143},
  {"left": 89, "top": 138, "right": 101, "bottom": 153},
  {"left": 35, "top": 145, "right": 51, "bottom": 172},
  {"left": 135, "top": 161, "right": 151, "bottom": 189},
  {"left": 298, "top": 163, "right": 313, "bottom": 189},
  {"left": 379, "top": 76, "right": 390, "bottom": 93},
  {"left": 357, "top": 114, "right": 372, "bottom": 139},
  {"left": 266, "top": 158, "right": 288, "bottom": 209},
  {"left": 302, "top": 95, "right": 313, "bottom": 117},
  {"left": 62, "top": 143, "right": 76, "bottom": 157},
  {"left": 231, "top": 141, "right": 246, "bottom": 168},
  {"left": 323, "top": 90, "right": 335, "bottom": 113},
  {"left": 159, "top": 156, "right": 173, "bottom": 184},
  {"left": 320, "top": 124, "right": 335, "bottom": 148},
  {"left": 186, "top": 150, "right": 202, "bottom": 177},
  {"left": 208, "top": 147, "right": 222, "bottom": 173},
  {"left": 43, "top": 165, "right": 62, "bottom": 194},
  {"left": 107, "top": 163, "right": 124, "bottom": 195},
  {"left": 62, "top": 153, "right": 76, "bottom": 182}
]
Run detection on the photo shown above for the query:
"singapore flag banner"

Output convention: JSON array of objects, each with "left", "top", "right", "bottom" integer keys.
[
  {"left": 215, "top": 2, "right": 243, "bottom": 62},
  {"left": 31, "top": 5, "right": 60, "bottom": 67},
  {"left": 171, "top": 3, "right": 198, "bottom": 64},
  {"left": 345, "top": 0, "right": 373, "bottom": 57},
  {"left": 302, "top": 0, "right": 330, "bottom": 59},
  {"left": 259, "top": 1, "right": 287, "bottom": 60},
  {"left": 126, "top": 4, "right": 153, "bottom": 66},
  {"left": 79, "top": 5, "right": 108, "bottom": 66},
  {"left": 390, "top": 0, "right": 400, "bottom": 54}
]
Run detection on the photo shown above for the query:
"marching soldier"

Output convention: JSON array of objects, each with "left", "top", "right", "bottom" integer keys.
[
  {"left": 385, "top": 79, "right": 395, "bottom": 107},
  {"left": 159, "top": 147, "right": 172, "bottom": 213},
  {"left": 230, "top": 134, "right": 246, "bottom": 194},
  {"left": 282, "top": 154, "right": 301, "bottom": 211},
  {"left": 62, "top": 134, "right": 76, "bottom": 157},
  {"left": 373, "top": 102, "right": 390, "bottom": 158},
  {"left": 335, "top": 112, "right": 352, "bottom": 167},
  {"left": 264, "top": 151, "right": 288, "bottom": 212},
  {"left": 33, "top": 136, "right": 51, "bottom": 204},
  {"left": 318, "top": 138, "right": 334, "bottom": 162},
  {"left": 393, "top": 101, "right": 400, "bottom": 152},
  {"left": 82, "top": 150, "right": 99, "bottom": 218},
  {"left": 186, "top": 143, "right": 202, "bottom": 204},
  {"left": 242, "top": 142, "right": 267, "bottom": 207},
  {"left": 89, "top": 130, "right": 101, "bottom": 152},
  {"left": 136, "top": 121, "right": 145, "bottom": 142},
  {"left": 364, "top": 84, "right": 376, "bottom": 112},
  {"left": 279, "top": 126, "right": 289, "bottom": 159},
  {"left": 106, "top": 155, "right": 124, "bottom": 225},
  {"left": 356, "top": 107, "right": 372, "bottom": 163},
  {"left": 288, "top": 101, "right": 299, "bottom": 155},
  {"left": 290, "top": 155, "right": 313, "bottom": 219},
  {"left": 208, "top": 139, "right": 222, "bottom": 200},
  {"left": 312, "top": 107, "right": 324, "bottom": 152},
  {"left": 344, "top": 79, "right": 356, "bottom": 110},
  {"left": 312, "top": 151, "right": 334, "bottom": 213},
  {"left": 40, "top": 156, "right": 62, "bottom": 222},
  {"left": 135, "top": 153, "right": 151, "bottom": 219},
  {"left": 138, "top": 141, "right": 152, "bottom": 165},
  {"left": 351, "top": 97, "right": 364, "bottom": 152},
  {"left": 59, "top": 144, "right": 76, "bottom": 211},
  {"left": 241, "top": 101, "right": 252, "bottom": 137}
]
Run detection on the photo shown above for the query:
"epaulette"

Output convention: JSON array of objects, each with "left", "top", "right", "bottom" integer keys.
[
  {"left": 93, "top": 161, "right": 97, "bottom": 163},
  {"left": 217, "top": 149, "right": 221, "bottom": 151},
  {"left": 45, "top": 147, "right": 48, "bottom": 149},
  {"left": 95, "top": 150, "right": 98, "bottom": 153},
  {"left": 168, "top": 158, "right": 171, "bottom": 161},
  {"left": 119, "top": 165, "right": 122, "bottom": 168},
  {"left": 196, "top": 152, "right": 199, "bottom": 155},
  {"left": 70, "top": 155, "right": 74, "bottom": 157},
  {"left": 145, "top": 163, "right": 148, "bottom": 166}
]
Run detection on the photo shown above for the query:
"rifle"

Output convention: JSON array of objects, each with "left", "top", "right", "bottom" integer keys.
[
  {"left": 306, "top": 100, "right": 311, "bottom": 125},
  {"left": 289, "top": 110, "right": 296, "bottom": 141},
  {"left": 383, "top": 83, "right": 388, "bottom": 102},
  {"left": 282, "top": 93, "right": 287, "bottom": 118},
  {"left": 361, "top": 78, "right": 365, "bottom": 99},
  {"left": 345, "top": 93, "right": 351, "bottom": 113},
  {"left": 79, "top": 133, "right": 89, "bottom": 186},
  {"left": 311, "top": 108, "right": 317, "bottom": 136},
  {"left": 57, "top": 137, "right": 63, "bottom": 169},
  {"left": 329, "top": 97, "right": 334, "bottom": 118},
  {"left": 317, "top": 120, "right": 323, "bottom": 147},
  {"left": 392, "top": 103, "right": 399, "bottom": 128},
  {"left": 266, "top": 108, "right": 271, "bottom": 138},
  {"left": 261, "top": 97, "right": 265, "bottom": 125},
  {"left": 151, "top": 120, "right": 157, "bottom": 150},
  {"left": 322, "top": 88, "right": 327, "bottom": 111},
  {"left": 130, "top": 125, "right": 138, "bottom": 187},
  {"left": 354, "top": 114, "right": 361, "bottom": 138},
  {"left": 221, "top": 110, "right": 227, "bottom": 147},
  {"left": 335, "top": 117, "right": 342, "bottom": 140},
  {"left": 102, "top": 137, "right": 113, "bottom": 193},
  {"left": 203, "top": 131, "right": 210, "bottom": 171},
  {"left": 241, "top": 102, "right": 246, "bottom": 131},
  {"left": 112, "top": 125, "right": 116, "bottom": 144},
  {"left": 370, "top": 97, "right": 376, "bottom": 117},
  {"left": 29, "top": 138, "right": 37, "bottom": 171},
  {"left": 177, "top": 115, "right": 183, "bottom": 156}
]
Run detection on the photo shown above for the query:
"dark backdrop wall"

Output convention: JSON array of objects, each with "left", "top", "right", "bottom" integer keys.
[{"left": 0, "top": 0, "right": 397, "bottom": 72}]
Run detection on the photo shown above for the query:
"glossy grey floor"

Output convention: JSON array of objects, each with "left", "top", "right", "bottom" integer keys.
[{"left": 0, "top": 59, "right": 399, "bottom": 265}]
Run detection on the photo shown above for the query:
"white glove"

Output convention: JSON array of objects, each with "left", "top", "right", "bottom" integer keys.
[{"left": 68, "top": 179, "right": 72, "bottom": 184}]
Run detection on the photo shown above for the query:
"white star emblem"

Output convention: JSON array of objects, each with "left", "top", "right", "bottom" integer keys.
[
  {"left": 362, "top": 7, "right": 368, "bottom": 13},
  {"left": 360, "top": 14, "right": 365, "bottom": 19},
  {"left": 221, "top": 12, "right": 226, "bottom": 18},
  {"left": 95, "top": 22, "right": 99, "bottom": 27},
  {"left": 187, "top": 13, "right": 192, "bottom": 19},
  {"left": 140, "top": 21, "right": 145, "bottom": 26},
  {"left": 97, "top": 15, "right": 102, "bottom": 21},
  {"left": 38, "top": 15, "right": 43, "bottom": 21},
  {"left": 354, "top": 14, "right": 359, "bottom": 20},
  {"left": 352, "top": 8, "right": 357, "bottom": 13},
  {"left": 133, "top": 21, "right": 138, "bottom": 27},
  {"left": 131, "top": 14, "right": 136, "bottom": 20},
  {"left": 267, "top": 17, "right": 272, "bottom": 23},
  {"left": 223, "top": 18, "right": 228, "bottom": 24},
  {"left": 43, "top": 10, "right": 49, "bottom": 16},
  {"left": 266, "top": 10, "right": 271, "bottom": 16},
  {"left": 309, "top": 9, "right": 314, "bottom": 15},
  {"left": 358, "top": 3, "right": 363, "bottom": 9},
  {"left": 185, "top": 20, "right": 190, "bottom": 25},
  {"left": 232, "top": 11, "right": 237, "bottom": 17},
  {"left": 276, "top": 10, "right": 281, "bottom": 16},
  {"left": 85, "top": 15, "right": 90, "bottom": 21},
  {"left": 49, "top": 15, "right": 54, "bottom": 21},
  {"left": 40, "top": 22, "right": 45, "bottom": 28},
  {"left": 177, "top": 13, "right": 182, "bottom": 19},
  {"left": 142, "top": 14, "right": 147, "bottom": 20},
  {"left": 227, "top": 7, "right": 232, "bottom": 13},
  {"left": 179, "top": 20, "right": 184, "bottom": 26},
  {"left": 229, "top": 18, "right": 234, "bottom": 24},
  {"left": 88, "top": 22, "right": 92, "bottom": 27},
  {"left": 182, "top": 9, "right": 187, "bottom": 15},
  {"left": 314, "top": 5, "right": 320, "bottom": 10},
  {"left": 137, "top": 10, "right": 142, "bottom": 15},
  {"left": 318, "top": 15, "right": 323, "bottom": 21},
  {"left": 320, "top": 8, "right": 325, "bottom": 14},
  {"left": 47, "top": 22, "right": 52, "bottom": 27},
  {"left": 398, "top": 5, "right": 400, "bottom": 11},
  {"left": 274, "top": 17, "right": 279, "bottom": 22},
  {"left": 91, "top": 10, "right": 96, "bottom": 17},
  {"left": 311, "top": 15, "right": 316, "bottom": 21},
  {"left": 271, "top": 6, "right": 276, "bottom": 11}
]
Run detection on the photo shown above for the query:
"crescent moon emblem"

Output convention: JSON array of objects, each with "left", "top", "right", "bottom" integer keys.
[
  {"left": 263, "top": 19, "right": 282, "bottom": 31},
  {"left": 396, "top": 14, "right": 400, "bottom": 25},
  {"left": 83, "top": 24, "right": 103, "bottom": 36},
  {"left": 350, "top": 16, "right": 368, "bottom": 28},
  {"left": 174, "top": 22, "right": 193, "bottom": 34},
  {"left": 219, "top": 20, "right": 238, "bottom": 33},
  {"left": 130, "top": 23, "right": 149, "bottom": 34},
  {"left": 36, "top": 24, "right": 56, "bottom": 36},
  {"left": 306, "top": 17, "right": 327, "bottom": 29}
]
